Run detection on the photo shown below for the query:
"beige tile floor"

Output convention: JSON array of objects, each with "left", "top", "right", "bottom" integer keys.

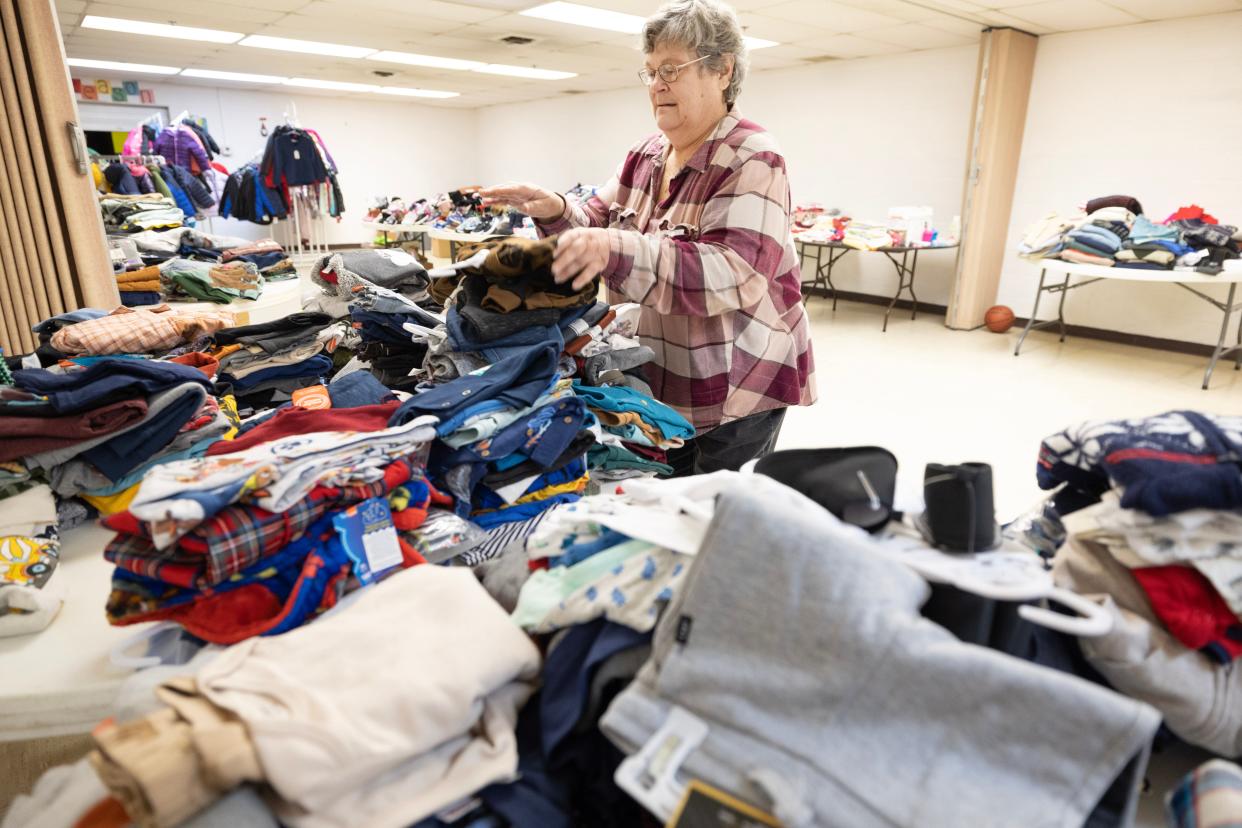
[{"left": 786, "top": 298, "right": 1240, "bottom": 825}]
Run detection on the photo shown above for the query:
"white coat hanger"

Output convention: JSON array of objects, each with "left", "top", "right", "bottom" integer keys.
[{"left": 171, "top": 110, "right": 189, "bottom": 126}]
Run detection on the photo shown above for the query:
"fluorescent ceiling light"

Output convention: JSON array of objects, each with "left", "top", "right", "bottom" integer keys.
[
  {"left": 518, "top": 3, "right": 782, "bottom": 49},
  {"left": 284, "top": 77, "right": 381, "bottom": 92},
  {"left": 66, "top": 58, "right": 180, "bottom": 75},
  {"left": 240, "top": 35, "right": 375, "bottom": 59},
  {"left": 520, "top": 2, "right": 643, "bottom": 34},
  {"left": 81, "top": 15, "right": 242, "bottom": 43},
  {"left": 377, "top": 86, "right": 460, "bottom": 99},
  {"left": 475, "top": 64, "right": 576, "bottom": 80},
  {"left": 368, "top": 50, "right": 484, "bottom": 71},
  {"left": 181, "top": 68, "right": 285, "bottom": 84}
]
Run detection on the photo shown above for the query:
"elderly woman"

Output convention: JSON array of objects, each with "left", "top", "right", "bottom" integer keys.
[{"left": 482, "top": 0, "right": 815, "bottom": 475}]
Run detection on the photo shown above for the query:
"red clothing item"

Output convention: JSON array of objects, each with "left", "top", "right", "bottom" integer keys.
[
  {"left": 1165, "top": 205, "right": 1220, "bottom": 225},
  {"left": 206, "top": 401, "right": 400, "bottom": 456},
  {"left": 1131, "top": 565, "right": 1242, "bottom": 663},
  {"left": 0, "top": 398, "right": 148, "bottom": 461}
]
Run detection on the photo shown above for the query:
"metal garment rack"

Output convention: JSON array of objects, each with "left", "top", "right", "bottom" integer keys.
[
  {"left": 795, "top": 240, "right": 960, "bottom": 331},
  {"left": 1013, "top": 259, "right": 1242, "bottom": 389}
]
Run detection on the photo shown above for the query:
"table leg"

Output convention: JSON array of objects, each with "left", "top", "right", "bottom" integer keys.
[
  {"left": 1015, "top": 269, "right": 1049, "bottom": 356},
  {"left": 825, "top": 247, "right": 843, "bottom": 311},
  {"left": 1055, "top": 276, "right": 1070, "bottom": 342},
  {"left": 1235, "top": 305, "right": 1241, "bottom": 370},
  {"left": 908, "top": 249, "right": 920, "bottom": 321},
  {"left": 881, "top": 249, "right": 916, "bottom": 332},
  {"left": 1203, "top": 283, "right": 1238, "bottom": 390}
]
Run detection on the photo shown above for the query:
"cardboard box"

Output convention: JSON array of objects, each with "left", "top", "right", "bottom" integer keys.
[{"left": 431, "top": 237, "right": 453, "bottom": 260}]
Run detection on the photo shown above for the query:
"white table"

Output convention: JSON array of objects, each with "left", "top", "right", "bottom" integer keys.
[
  {"left": 362, "top": 221, "right": 431, "bottom": 253},
  {"left": 1014, "top": 259, "right": 1242, "bottom": 389},
  {"left": 0, "top": 525, "right": 150, "bottom": 742}
]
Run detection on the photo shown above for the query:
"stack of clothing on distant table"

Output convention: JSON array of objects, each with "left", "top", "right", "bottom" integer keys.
[
  {"left": 1041, "top": 410, "right": 1242, "bottom": 756},
  {"left": 1018, "top": 194, "right": 1241, "bottom": 274},
  {"left": 98, "top": 193, "right": 183, "bottom": 234},
  {"left": 160, "top": 259, "right": 263, "bottom": 305}
]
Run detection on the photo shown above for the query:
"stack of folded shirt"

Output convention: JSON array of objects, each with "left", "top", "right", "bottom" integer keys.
[
  {"left": 573, "top": 382, "right": 693, "bottom": 484},
  {"left": 842, "top": 221, "right": 892, "bottom": 250},
  {"left": 10, "top": 360, "right": 216, "bottom": 500},
  {"left": 212, "top": 313, "right": 335, "bottom": 409},
  {"left": 114, "top": 266, "right": 163, "bottom": 307},
  {"left": 99, "top": 193, "right": 183, "bottom": 233},
  {"left": 1061, "top": 219, "right": 1124, "bottom": 266},
  {"left": 101, "top": 406, "right": 439, "bottom": 642},
  {"left": 47, "top": 304, "right": 234, "bottom": 357},
  {"left": 567, "top": 303, "right": 655, "bottom": 397},
  {"left": 432, "top": 236, "right": 602, "bottom": 365},
  {"left": 393, "top": 345, "right": 594, "bottom": 529},
  {"left": 161, "top": 258, "right": 264, "bottom": 304},
  {"left": 1018, "top": 212, "right": 1082, "bottom": 260},
  {"left": 1168, "top": 215, "right": 1240, "bottom": 275},
  {"left": 223, "top": 239, "right": 297, "bottom": 281}
]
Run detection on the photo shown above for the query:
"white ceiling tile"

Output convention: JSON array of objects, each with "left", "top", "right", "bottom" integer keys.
[
  {"left": 861, "top": 21, "right": 977, "bottom": 47},
  {"left": 920, "top": 14, "right": 987, "bottom": 35},
  {"left": 758, "top": 0, "right": 909, "bottom": 33},
  {"left": 211, "top": 0, "right": 310, "bottom": 11},
  {"left": 573, "top": 0, "right": 665, "bottom": 14},
  {"left": 791, "top": 32, "right": 906, "bottom": 56},
  {"left": 450, "top": 0, "right": 541, "bottom": 11},
  {"left": 918, "top": 0, "right": 991, "bottom": 12},
  {"left": 1100, "top": 0, "right": 1240, "bottom": 20},
  {"left": 57, "top": 0, "right": 88, "bottom": 11},
  {"left": 83, "top": 0, "right": 285, "bottom": 25},
  {"left": 974, "top": 9, "right": 1054, "bottom": 32},
  {"left": 58, "top": 11, "right": 81, "bottom": 30},
  {"left": 999, "top": 0, "right": 1139, "bottom": 30},
  {"left": 833, "top": 0, "right": 945, "bottom": 22},
  {"left": 738, "top": 13, "right": 837, "bottom": 41}
]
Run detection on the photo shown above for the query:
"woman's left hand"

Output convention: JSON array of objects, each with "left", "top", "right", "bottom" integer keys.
[{"left": 552, "top": 228, "right": 611, "bottom": 291}]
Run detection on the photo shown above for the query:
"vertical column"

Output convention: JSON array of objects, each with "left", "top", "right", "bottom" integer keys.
[{"left": 947, "top": 26, "right": 1039, "bottom": 330}]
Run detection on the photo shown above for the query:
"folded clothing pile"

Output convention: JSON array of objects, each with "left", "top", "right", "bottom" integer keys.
[
  {"left": 160, "top": 258, "right": 264, "bottom": 304},
  {"left": 100, "top": 403, "right": 440, "bottom": 642},
  {"left": 98, "top": 193, "right": 184, "bottom": 234},
  {"left": 575, "top": 382, "right": 690, "bottom": 484},
  {"left": 212, "top": 312, "right": 335, "bottom": 409},
  {"left": 115, "top": 265, "right": 163, "bottom": 307},
  {"left": 7, "top": 359, "right": 221, "bottom": 504},
  {"left": 88, "top": 565, "right": 540, "bottom": 828},
  {"left": 841, "top": 220, "right": 892, "bottom": 250},
  {"left": 222, "top": 239, "right": 296, "bottom": 281}
]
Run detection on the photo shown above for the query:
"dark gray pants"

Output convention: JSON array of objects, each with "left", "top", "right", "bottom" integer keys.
[{"left": 667, "top": 407, "right": 786, "bottom": 477}]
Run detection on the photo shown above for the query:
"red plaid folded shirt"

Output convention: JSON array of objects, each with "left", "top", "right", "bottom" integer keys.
[
  {"left": 103, "top": 458, "right": 422, "bottom": 588},
  {"left": 538, "top": 111, "right": 816, "bottom": 431}
]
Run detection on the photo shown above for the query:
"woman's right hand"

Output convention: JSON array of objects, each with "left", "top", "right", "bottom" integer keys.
[{"left": 479, "top": 183, "right": 564, "bottom": 221}]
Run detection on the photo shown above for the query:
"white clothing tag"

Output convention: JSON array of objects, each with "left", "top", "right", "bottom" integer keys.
[
  {"left": 427, "top": 248, "right": 490, "bottom": 278},
  {"left": 362, "top": 524, "right": 402, "bottom": 573},
  {"left": 293, "top": 149, "right": 301, "bottom": 160},
  {"left": 615, "top": 705, "right": 709, "bottom": 821}
]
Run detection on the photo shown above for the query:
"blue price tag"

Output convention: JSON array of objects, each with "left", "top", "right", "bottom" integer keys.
[{"left": 332, "top": 497, "right": 403, "bottom": 585}]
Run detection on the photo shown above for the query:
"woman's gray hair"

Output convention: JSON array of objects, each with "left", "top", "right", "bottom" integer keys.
[{"left": 642, "top": 0, "right": 749, "bottom": 109}]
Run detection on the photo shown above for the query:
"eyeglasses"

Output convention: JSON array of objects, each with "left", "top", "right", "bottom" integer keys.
[{"left": 637, "top": 54, "right": 712, "bottom": 86}]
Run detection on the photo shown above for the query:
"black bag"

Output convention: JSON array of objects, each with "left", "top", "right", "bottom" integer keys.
[{"left": 753, "top": 447, "right": 898, "bottom": 533}]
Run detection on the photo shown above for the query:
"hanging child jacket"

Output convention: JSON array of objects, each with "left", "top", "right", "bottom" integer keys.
[{"left": 155, "top": 125, "right": 211, "bottom": 175}]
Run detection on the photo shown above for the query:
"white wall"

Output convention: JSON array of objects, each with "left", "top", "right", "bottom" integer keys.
[
  {"left": 128, "top": 82, "right": 478, "bottom": 245},
  {"left": 475, "top": 46, "right": 979, "bottom": 305},
  {"left": 1000, "top": 11, "right": 1242, "bottom": 346}
]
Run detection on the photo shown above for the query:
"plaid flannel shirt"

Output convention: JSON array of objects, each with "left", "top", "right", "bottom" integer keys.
[
  {"left": 538, "top": 111, "right": 816, "bottom": 430},
  {"left": 49, "top": 304, "right": 234, "bottom": 356},
  {"left": 103, "top": 458, "right": 420, "bottom": 588}
]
